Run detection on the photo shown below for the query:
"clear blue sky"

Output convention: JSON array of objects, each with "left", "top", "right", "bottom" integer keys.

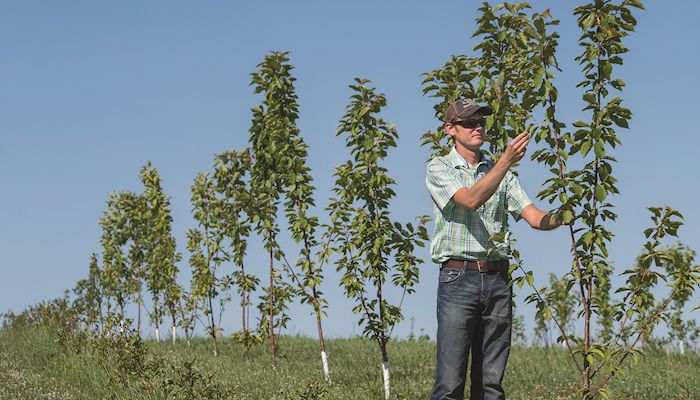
[{"left": 2, "top": 0, "right": 698, "bottom": 341}]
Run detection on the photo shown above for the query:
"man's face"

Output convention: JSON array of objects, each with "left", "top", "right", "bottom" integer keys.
[{"left": 445, "top": 112, "right": 485, "bottom": 150}]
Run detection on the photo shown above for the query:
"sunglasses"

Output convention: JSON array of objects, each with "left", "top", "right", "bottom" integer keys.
[{"left": 451, "top": 118, "right": 486, "bottom": 129}]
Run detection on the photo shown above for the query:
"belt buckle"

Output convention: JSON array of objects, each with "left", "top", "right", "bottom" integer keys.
[{"left": 477, "top": 260, "right": 484, "bottom": 272}]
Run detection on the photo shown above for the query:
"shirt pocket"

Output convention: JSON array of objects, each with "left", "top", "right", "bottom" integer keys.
[{"left": 487, "top": 187, "right": 507, "bottom": 224}]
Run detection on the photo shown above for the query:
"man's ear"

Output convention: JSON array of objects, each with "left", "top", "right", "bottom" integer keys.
[{"left": 444, "top": 123, "right": 456, "bottom": 138}]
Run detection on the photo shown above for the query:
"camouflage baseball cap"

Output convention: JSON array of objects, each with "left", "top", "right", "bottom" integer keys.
[{"left": 444, "top": 98, "right": 493, "bottom": 123}]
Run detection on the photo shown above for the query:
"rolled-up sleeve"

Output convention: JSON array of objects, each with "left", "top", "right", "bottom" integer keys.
[
  {"left": 426, "top": 160, "right": 463, "bottom": 212},
  {"left": 505, "top": 171, "right": 533, "bottom": 221}
]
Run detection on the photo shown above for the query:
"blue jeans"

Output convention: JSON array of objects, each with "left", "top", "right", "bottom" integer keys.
[{"left": 430, "top": 266, "right": 513, "bottom": 400}]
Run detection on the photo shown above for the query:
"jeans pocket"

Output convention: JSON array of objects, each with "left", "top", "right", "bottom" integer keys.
[{"left": 438, "top": 268, "right": 463, "bottom": 283}]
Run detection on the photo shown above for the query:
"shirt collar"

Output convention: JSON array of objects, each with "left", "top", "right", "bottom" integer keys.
[{"left": 447, "top": 146, "right": 492, "bottom": 171}]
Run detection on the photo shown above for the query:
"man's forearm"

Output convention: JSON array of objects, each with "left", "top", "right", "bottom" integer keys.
[{"left": 452, "top": 160, "right": 510, "bottom": 211}]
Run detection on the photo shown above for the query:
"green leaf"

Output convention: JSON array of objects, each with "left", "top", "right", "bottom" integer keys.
[
  {"left": 611, "top": 79, "right": 626, "bottom": 90},
  {"left": 611, "top": 117, "right": 629, "bottom": 128},
  {"left": 595, "top": 184, "right": 607, "bottom": 202},
  {"left": 559, "top": 192, "right": 568, "bottom": 204},
  {"left": 594, "top": 142, "right": 606, "bottom": 158},
  {"left": 526, "top": 273, "right": 534, "bottom": 287},
  {"left": 626, "top": 0, "right": 645, "bottom": 9},
  {"left": 582, "top": 13, "right": 596, "bottom": 30},
  {"left": 581, "top": 140, "right": 592, "bottom": 157},
  {"left": 583, "top": 92, "right": 596, "bottom": 104},
  {"left": 533, "top": 68, "right": 544, "bottom": 89},
  {"left": 542, "top": 307, "right": 552, "bottom": 320},
  {"left": 602, "top": 61, "right": 613, "bottom": 80},
  {"left": 570, "top": 183, "right": 584, "bottom": 197},
  {"left": 562, "top": 210, "right": 574, "bottom": 224}
]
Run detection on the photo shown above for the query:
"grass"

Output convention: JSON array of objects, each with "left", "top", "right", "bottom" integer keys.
[{"left": 1, "top": 327, "right": 699, "bottom": 399}]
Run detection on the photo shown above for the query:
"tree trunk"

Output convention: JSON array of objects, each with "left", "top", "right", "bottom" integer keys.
[
  {"left": 177, "top": 299, "right": 192, "bottom": 346},
  {"left": 211, "top": 333, "right": 218, "bottom": 357},
  {"left": 269, "top": 248, "right": 277, "bottom": 365},
  {"left": 171, "top": 314, "right": 177, "bottom": 345},
  {"left": 242, "top": 295, "right": 247, "bottom": 333},
  {"left": 376, "top": 240, "right": 390, "bottom": 399},
  {"left": 583, "top": 275, "right": 593, "bottom": 396},
  {"left": 208, "top": 292, "right": 218, "bottom": 357},
  {"left": 241, "top": 263, "right": 247, "bottom": 333},
  {"left": 137, "top": 302, "right": 141, "bottom": 335},
  {"left": 316, "top": 317, "right": 330, "bottom": 382},
  {"left": 119, "top": 303, "right": 125, "bottom": 334},
  {"left": 313, "top": 289, "right": 330, "bottom": 383},
  {"left": 321, "top": 350, "right": 330, "bottom": 383},
  {"left": 380, "top": 343, "right": 390, "bottom": 400}
]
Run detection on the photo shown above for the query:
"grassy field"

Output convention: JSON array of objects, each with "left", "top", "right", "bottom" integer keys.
[{"left": 1, "top": 326, "right": 699, "bottom": 399}]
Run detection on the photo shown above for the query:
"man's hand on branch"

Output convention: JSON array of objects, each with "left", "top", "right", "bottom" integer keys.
[
  {"left": 558, "top": 207, "right": 576, "bottom": 226},
  {"left": 547, "top": 208, "right": 576, "bottom": 229}
]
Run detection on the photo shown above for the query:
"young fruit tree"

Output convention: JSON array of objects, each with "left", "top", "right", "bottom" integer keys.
[
  {"left": 279, "top": 114, "right": 331, "bottom": 381},
  {"left": 247, "top": 51, "right": 301, "bottom": 364},
  {"left": 520, "top": 1, "right": 697, "bottom": 397},
  {"left": 178, "top": 287, "right": 198, "bottom": 347},
  {"left": 72, "top": 253, "right": 104, "bottom": 332},
  {"left": 99, "top": 191, "right": 145, "bottom": 328},
  {"left": 488, "top": 1, "right": 700, "bottom": 398},
  {"left": 422, "top": 1, "right": 700, "bottom": 398},
  {"left": 323, "top": 78, "right": 429, "bottom": 400},
  {"left": 658, "top": 244, "right": 700, "bottom": 353},
  {"left": 242, "top": 52, "right": 335, "bottom": 380},
  {"left": 211, "top": 148, "right": 262, "bottom": 357},
  {"left": 138, "top": 162, "right": 181, "bottom": 342},
  {"left": 187, "top": 172, "right": 233, "bottom": 356}
]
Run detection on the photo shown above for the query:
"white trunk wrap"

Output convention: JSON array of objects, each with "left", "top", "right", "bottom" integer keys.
[
  {"left": 321, "top": 351, "right": 330, "bottom": 382},
  {"left": 382, "top": 362, "right": 391, "bottom": 400}
]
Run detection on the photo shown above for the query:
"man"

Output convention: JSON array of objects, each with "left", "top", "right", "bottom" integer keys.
[{"left": 426, "top": 98, "right": 567, "bottom": 400}]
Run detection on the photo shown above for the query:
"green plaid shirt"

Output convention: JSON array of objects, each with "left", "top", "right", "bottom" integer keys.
[{"left": 425, "top": 147, "right": 532, "bottom": 264}]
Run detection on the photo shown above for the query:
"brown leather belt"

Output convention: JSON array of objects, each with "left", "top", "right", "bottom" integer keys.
[{"left": 441, "top": 258, "right": 508, "bottom": 272}]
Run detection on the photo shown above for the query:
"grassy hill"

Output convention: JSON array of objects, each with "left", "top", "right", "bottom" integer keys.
[{"left": 1, "top": 326, "right": 699, "bottom": 400}]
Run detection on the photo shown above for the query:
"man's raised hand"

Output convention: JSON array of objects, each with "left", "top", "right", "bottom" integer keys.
[{"left": 501, "top": 131, "right": 530, "bottom": 167}]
